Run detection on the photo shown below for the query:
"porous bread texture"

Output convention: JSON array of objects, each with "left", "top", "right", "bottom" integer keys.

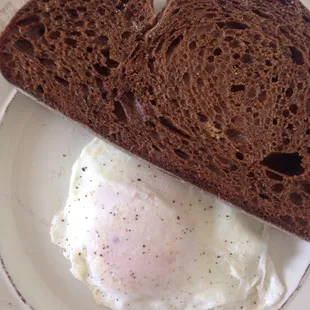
[{"left": 1, "top": 0, "right": 310, "bottom": 239}]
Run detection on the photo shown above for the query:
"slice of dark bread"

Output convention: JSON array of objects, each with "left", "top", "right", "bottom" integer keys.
[{"left": 1, "top": 0, "right": 310, "bottom": 240}]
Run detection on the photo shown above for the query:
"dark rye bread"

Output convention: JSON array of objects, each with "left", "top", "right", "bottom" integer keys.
[{"left": 1, "top": 0, "right": 310, "bottom": 240}]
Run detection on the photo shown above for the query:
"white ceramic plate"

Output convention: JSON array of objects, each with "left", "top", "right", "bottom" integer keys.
[{"left": 0, "top": 75, "right": 310, "bottom": 310}]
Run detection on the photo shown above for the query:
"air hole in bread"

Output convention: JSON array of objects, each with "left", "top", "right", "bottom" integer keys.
[
  {"left": 198, "top": 113, "right": 208, "bottom": 122},
  {"left": 98, "top": 8, "right": 105, "bottom": 15},
  {"left": 289, "top": 46, "right": 304, "bottom": 65},
  {"left": 252, "top": 9, "right": 270, "bottom": 19},
  {"left": 183, "top": 72, "right": 190, "bottom": 83},
  {"left": 208, "top": 55, "right": 214, "bottom": 62},
  {"left": 306, "top": 129, "right": 310, "bottom": 135},
  {"left": 14, "top": 39, "right": 34, "bottom": 55},
  {"left": 95, "top": 36, "right": 108, "bottom": 45},
  {"left": 150, "top": 100, "right": 157, "bottom": 106},
  {"left": 37, "top": 85, "right": 44, "bottom": 93},
  {"left": 113, "top": 101, "right": 127, "bottom": 122},
  {"left": 303, "top": 15, "right": 310, "bottom": 23},
  {"left": 146, "top": 121, "right": 156, "bottom": 128},
  {"left": 16, "top": 15, "right": 40, "bottom": 26},
  {"left": 62, "top": 67, "right": 71, "bottom": 75},
  {"left": 147, "top": 58, "right": 155, "bottom": 72},
  {"left": 172, "top": 8, "right": 180, "bottom": 15},
  {"left": 85, "top": 29, "right": 96, "bottom": 37},
  {"left": 66, "top": 8, "right": 79, "bottom": 18},
  {"left": 49, "top": 31, "right": 60, "bottom": 40},
  {"left": 287, "top": 123, "right": 294, "bottom": 130},
  {"left": 231, "top": 164, "right": 238, "bottom": 171},
  {"left": 70, "top": 31, "right": 81, "bottom": 37},
  {"left": 266, "top": 170, "right": 283, "bottom": 181},
  {"left": 225, "top": 21, "right": 249, "bottom": 30},
  {"left": 230, "top": 40, "right": 241, "bottom": 48},
  {"left": 174, "top": 149, "right": 189, "bottom": 160},
  {"left": 64, "top": 38, "right": 77, "bottom": 47},
  {"left": 122, "top": 31, "right": 131, "bottom": 39},
  {"left": 159, "top": 116, "right": 191, "bottom": 139},
  {"left": 152, "top": 144, "right": 161, "bottom": 152},
  {"left": 282, "top": 110, "right": 290, "bottom": 118},
  {"left": 119, "top": 91, "right": 145, "bottom": 121},
  {"left": 258, "top": 91, "right": 267, "bottom": 102},
  {"left": 189, "top": 41, "right": 196, "bottom": 50},
  {"left": 261, "top": 152, "right": 305, "bottom": 176},
  {"left": 125, "top": 10, "right": 134, "bottom": 20},
  {"left": 241, "top": 54, "right": 254, "bottom": 63},
  {"left": 86, "top": 47, "right": 93, "bottom": 53},
  {"left": 280, "top": 0, "right": 290, "bottom": 5},
  {"left": 75, "top": 20, "right": 84, "bottom": 27},
  {"left": 224, "top": 36, "right": 233, "bottom": 42},
  {"left": 106, "top": 58, "right": 119, "bottom": 68},
  {"left": 272, "top": 118, "right": 278, "bottom": 125},
  {"left": 87, "top": 21, "right": 95, "bottom": 29},
  {"left": 272, "top": 183, "right": 284, "bottom": 193},
  {"left": 286, "top": 87, "right": 293, "bottom": 98},
  {"left": 204, "top": 13, "right": 217, "bottom": 18},
  {"left": 54, "top": 75, "right": 69, "bottom": 86},
  {"left": 247, "top": 172, "right": 255, "bottom": 178},
  {"left": 218, "top": 156, "right": 230, "bottom": 165},
  {"left": 197, "top": 78, "right": 204, "bottom": 88},
  {"left": 253, "top": 118, "right": 260, "bottom": 126},
  {"left": 289, "top": 104, "right": 298, "bottom": 114},
  {"left": 77, "top": 6, "right": 87, "bottom": 12},
  {"left": 101, "top": 48, "right": 110, "bottom": 58},
  {"left": 231, "top": 115, "right": 245, "bottom": 126},
  {"left": 232, "top": 53, "right": 240, "bottom": 60},
  {"left": 39, "top": 58, "right": 56, "bottom": 68},
  {"left": 207, "top": 163, "right": 225, "bottom": 176},
  {"left": 231, "top": 85, "right": 245, "bottom": 92},
  {"left": 55, "top": 15, "right": 63, "bottom": 21},
  {"left": 80, "top": 84, "right": 88, "bottom": 98},
  {"left": 272, "top": 76, "right": 279, "bottom": 82},
  {"left": 259, "top": 193, "right": 269, "bottom": 200},
  {"left": 94, "top": 63, "right": 110, "bottom": 76},
  {"left": 213, "top": 48, "right": 222, "bottom": 56},
  {"left": 235, "top": 152, "right": 244, "bottom": 160},
  {"left": 290, "top": 192, "right": 303, "bottom": 205},
  {"left": 265, "top": 60, "right": 272, "bottom": 67},
  {"left": 225, "top": 128, "right": 244, "bottom": 142},
  {"left": 101, "top": 91, "right": 108, "bottom": 100},
  {"left": 167, "top": 35, "right": 183, "bottom": 56},
  {"left": 116, "top": 3, "right": 125, "bottom": 11},
  {"left": 217, "top": 22, "right": 225, "bottom": 29}
]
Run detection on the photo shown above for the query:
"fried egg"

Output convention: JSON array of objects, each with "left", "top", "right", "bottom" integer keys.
[{"left": 51, "top": 138, "right": 284, "bottom": 310}]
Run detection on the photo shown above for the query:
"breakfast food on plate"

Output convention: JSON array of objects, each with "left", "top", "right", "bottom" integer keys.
[
  {"left": 1, "top": 0, "right": 310, "bottom": 239},
  {"left": 51, "top": 138, "right": 284, "bottom": 310}
]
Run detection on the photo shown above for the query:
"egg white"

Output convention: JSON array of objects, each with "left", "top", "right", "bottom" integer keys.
[{"left": 51, "top": 138, "right": 284, "bottom": 310}]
